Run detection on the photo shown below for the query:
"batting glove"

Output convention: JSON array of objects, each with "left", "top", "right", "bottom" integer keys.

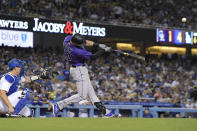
[
  {"left": 98, "top": 44, "right": 107, "bottom": 49},
  {"left": 104, "top": 47, "right": 111, "bottom": 52}
]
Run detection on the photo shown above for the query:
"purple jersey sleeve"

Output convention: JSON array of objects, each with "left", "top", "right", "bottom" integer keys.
[
  {"left": 76, "top": 49, "right": 92, "bottom": 60},
  {"left": 64, "top": 35, "right": 72, "bottom": 43}
]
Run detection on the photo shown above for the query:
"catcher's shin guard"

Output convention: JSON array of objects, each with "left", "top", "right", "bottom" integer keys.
[
  {"left": 94, "top": 102, "right": 106, "bottom": 114},
  {"left": 13, "top": 89, "right": 31, "bottom": 115},
  {"left": 13, "top": 98, "right": 27, "bottom": 115}
]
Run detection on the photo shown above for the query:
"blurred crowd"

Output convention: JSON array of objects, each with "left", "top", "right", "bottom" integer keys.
[
  {"left": 1, "top": 46, "right": 197, "bottom": 109},
  {"left": 0, "top": 0, "right": 196, "bottom": 29}
]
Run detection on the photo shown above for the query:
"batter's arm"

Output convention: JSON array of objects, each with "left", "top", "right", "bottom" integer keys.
[
  {"left": 85, "top": 40, "right": 111, "bottom": 50},
  {"left": 85, "top": 41, "right": 103, "bottom": 48},
  {"left": 84, "top": 40, "right": 110, "bottom": 59},
  {"left": 85, "top": 40, "right": 94, "bottom": 46},
  {"left": 90, "top": 49, "right": 105, "bottom": 60}
]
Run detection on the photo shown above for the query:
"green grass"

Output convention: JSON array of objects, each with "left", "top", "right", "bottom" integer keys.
[{"left": 0, "top": 118, "right": 197, "bottom": 131}]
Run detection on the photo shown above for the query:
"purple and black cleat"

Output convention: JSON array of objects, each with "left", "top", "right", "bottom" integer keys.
[{"left": 103, "top": 109, "right": 115, "bottom": 118}]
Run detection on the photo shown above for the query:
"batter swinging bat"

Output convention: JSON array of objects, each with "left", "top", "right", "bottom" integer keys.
[{"left": 112, "top": 49, "right": 146, "bottom": 61}]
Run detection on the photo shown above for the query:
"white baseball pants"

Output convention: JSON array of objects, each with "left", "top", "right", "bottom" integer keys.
[{"left": 0, "top": 90, "right": 31, "bottom": 117}]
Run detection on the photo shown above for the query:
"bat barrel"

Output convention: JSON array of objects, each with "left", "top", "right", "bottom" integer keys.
[{"left": 112, "top": 49, "right": 145, "bottom": 61}]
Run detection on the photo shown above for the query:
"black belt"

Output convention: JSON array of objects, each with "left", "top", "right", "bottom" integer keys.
[{"left": 71, "top": 64, "right": 85, "bottom": 68}]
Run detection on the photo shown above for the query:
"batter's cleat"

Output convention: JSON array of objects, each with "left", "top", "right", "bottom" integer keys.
[
  {"left": 52, "top": 103, "right": 60, "bottom": 117},
  {"left": 103, "top": 109, "right": 115, "bottom": 118}
]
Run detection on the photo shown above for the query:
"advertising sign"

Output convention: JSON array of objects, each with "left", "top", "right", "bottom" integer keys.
[{"left": 0, "top": 29, "right": 33, "bottom": 48}]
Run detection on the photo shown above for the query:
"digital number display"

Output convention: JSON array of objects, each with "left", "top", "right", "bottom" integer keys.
[
  {"left": 174, "top": 30, "right": 183, "bottom": 45},
  {"left": 157, "top": 28, "right": 194, "bottom": 45}
]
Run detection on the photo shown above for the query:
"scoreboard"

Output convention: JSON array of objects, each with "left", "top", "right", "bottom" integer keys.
[{"left": 156, "top": 28, "right": 195, "bottom": 45}]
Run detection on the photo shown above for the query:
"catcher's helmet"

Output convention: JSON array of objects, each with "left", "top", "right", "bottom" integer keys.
[
  {"left": 71, "top": 33, "right": 85, "bottom": 45},
  {"left": 8, "top": 58, "right": 26, "bottom": 71}
]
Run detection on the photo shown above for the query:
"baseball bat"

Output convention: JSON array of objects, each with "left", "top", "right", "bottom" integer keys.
[
  {"left": 112, "top": 49, "right": 146, "bottom": 61},
  {"left": 96, "top": 43, "right": 146, "bottom": 61}
]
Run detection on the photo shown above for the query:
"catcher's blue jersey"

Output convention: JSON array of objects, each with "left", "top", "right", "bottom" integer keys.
[{"left": 63, "top": 35, "right": 92, "bottom": 66}]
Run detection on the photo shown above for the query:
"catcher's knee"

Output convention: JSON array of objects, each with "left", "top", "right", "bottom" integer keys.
[{"left": 94, "top": 102, "right": 106, "bottom": 114}]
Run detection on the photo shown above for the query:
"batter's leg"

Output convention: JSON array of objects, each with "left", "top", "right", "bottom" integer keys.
[
  {"left": 87, "top": 78, "right": 100, "bottom": 103},
  {"left": 86, "top": 77, "right": 107, "bottom": 114},
  {"left": 57, "top": 67, "right": 89, "bottom": 110},
  {"left": 57, "top": 94, "right": 80, "bottom": 110},
  {"left": 94, "top": 102, "right": 107, "bottom": 115}
]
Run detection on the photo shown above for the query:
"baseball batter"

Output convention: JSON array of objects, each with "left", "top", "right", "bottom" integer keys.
[{"left": 53, "top": 33, "right": 113, "bottom": 117}]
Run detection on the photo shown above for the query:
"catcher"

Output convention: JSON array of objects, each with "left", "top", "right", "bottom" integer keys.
[{"left": 0, "top": 58, "right": 48, "bottom": 117}]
